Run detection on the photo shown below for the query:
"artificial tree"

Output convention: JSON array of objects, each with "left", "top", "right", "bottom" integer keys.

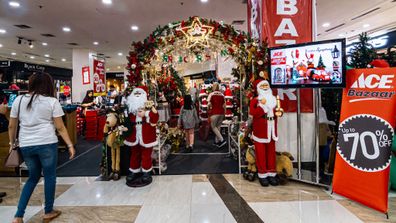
[{"left": 348, "top": 32, "right": 377, "bottom": 68}]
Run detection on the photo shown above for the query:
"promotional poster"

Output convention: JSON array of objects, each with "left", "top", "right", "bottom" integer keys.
[{"left": 269, "top": 40, "right": 345, "bottom": 88}]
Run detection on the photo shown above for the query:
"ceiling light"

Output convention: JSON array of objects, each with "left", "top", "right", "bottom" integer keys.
[
  {"left": 9, "top": 1, "right": 20, "bottom": 7},
  {"left": 117, "top": 66, "right": 121, "bottom": 69},
  {"left": 201, "top": 0, "right": 208, "bottom": 3},
  {"left": 62, "top": 27, "right": 71, "bottom": 32},
  {"left": 61, "top": 58, "right": 66, "bottom": 62},
  {"left": 30, "top": 56, "right": 35, "bottom": 59},
  {"left": 106, "top": 68, "right": 110, "bottom": 71},
  {"left": 338, "top": 33, "right": 345, "bottom": 37},
  {"left": 363, "top": 24, "right": 370, "bottom": 28},
  {"left": 0, "top": 44, "right": 2, "bottom": 48},
  {"left": 44, "top": 54, "right": 50, "bottom": 57},
  {"left": 42, "top": 42, "right": 48, "bottom": 46},
  {"left": 102, "top": 0, "right": 112, "bottom": 5},
  {"left": 29, "top": 44, "right": 34, "bottom": 48},
  {"left": 11, "top": 52, "right": 16, "bottom": 55},
  {"left": 131, "top": 25, "right": 139, "bottom": 31},
  {"left": 322, "top": 23, "right": 330, "bottom": 28},
  {"left": 46, "top": 59, "right": 50, "bottom": 62},
  {"left": 118, "top": 52, "right": 123, "bottom": 56},
  {"left": 93, "top": 41, "right": 99, "bottom": 45},
  {"left": 0, "top": 29, "right": 6, "bottom": 34}
]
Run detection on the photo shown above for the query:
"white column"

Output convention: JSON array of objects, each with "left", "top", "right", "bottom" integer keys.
[{"left": 72, "top": 49, "right": 96, "bottom": 103}]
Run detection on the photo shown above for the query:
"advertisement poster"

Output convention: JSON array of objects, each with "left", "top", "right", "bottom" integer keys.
[
  {"left": 270, "top": 40, "right": 344, "bottom": 88},
  {"left": 247, "top": 0, "right": 262, "bottom": 41},
  {"left": 333, "top": 68, "right": 396, "bottom": 213},
  {"left": 93, "top": 59, "right": 106, "bottom": 96},
  {"left": 82, "top": 66, "right": 90, "bottom": 85}
]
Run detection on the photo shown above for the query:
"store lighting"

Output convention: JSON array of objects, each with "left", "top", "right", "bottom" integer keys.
[
  {"left": 61, "top": 58, "right": 66, "bottom": 62},
  {"left": 93, "top": 41, "right": 99, "bottom": 45},
  {"left": 9, "top": 1, "right": 20, "bottom": 7},
  {"left": 363, "top": 24, "right": 370, "bottom": 28},
  {"left": 42, "top": 42, "right": 48, "bottom": 46},
  {"left": 117, "top": 66, "right": 121, "bottom": 69},
  {"left": 201, "top": 0, "right": 208, "bottom": 3},
  {"left": 11, "top": 52, "right": 16, "bottom": 55},
  {"left": 45, "top": 59, "right": 50, "bottom": 62},
  {"left": 322, "top": 23, "right": 330, "bottom": 28},
  {"left": 102, "top": 0, "right": 112, "bottom": 5},
  {"left": 44, "top": 54, "right": 50, "bottom": 57},
  {"left": 0, "top": 44, "right": 2, "bottom": 48},
  {"left": 29, "top": 44, "right": 34, "bottom": 49},
  {"left": 0, "top": 29, "right": 6, "bottom": 34},
  {"left": 131, "top": 25, "right": 139, "bottom": 31},
  {"left": 30, "top": 56, "right": 35, "bottom": 59},
  {"left": 118, "top": 52, "right": 123, "bottom": 56},
  {"left": 62, "top": 27, "right": 71, "bottom": 32},
  {"left": 106, "top": 68, "right": 110, "bottom": 71},
  {"left": 338, "top": 33, "right": 345, "bottom": 37}
]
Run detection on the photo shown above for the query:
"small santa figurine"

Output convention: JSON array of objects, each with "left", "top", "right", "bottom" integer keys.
[
  {"left": 124, "top": 86, "right": 159, "bottom": 186},
  {"left": 249, "top": 79, "right": 283, "bottom": 187}
]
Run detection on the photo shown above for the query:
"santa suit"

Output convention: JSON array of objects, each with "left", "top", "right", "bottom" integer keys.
[
  {"left": 249, "top": 96, "right": 278, "bottom": 179},
  {"left": 124, "top": 110, "right": 159, "bottom": 173}
]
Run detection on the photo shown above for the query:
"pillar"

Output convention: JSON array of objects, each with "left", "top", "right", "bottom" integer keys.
[{"left": 72, "top": 49, "right": 96, "bottom": 103}]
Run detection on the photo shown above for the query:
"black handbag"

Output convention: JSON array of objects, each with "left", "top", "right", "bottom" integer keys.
[{"left": 4, "top": 97, "right": 24, "bottom": 168}]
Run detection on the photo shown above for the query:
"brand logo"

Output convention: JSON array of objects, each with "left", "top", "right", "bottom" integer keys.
[
  {"left": 351, "top": 73, "right": 393, "bottom": 89},
  {"left": 348, "top": 73, "right": 395, "bottom": 103}
]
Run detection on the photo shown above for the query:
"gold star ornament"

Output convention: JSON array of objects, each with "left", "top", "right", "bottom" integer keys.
[{"left": 177, "top": 17, "right": 214, "bottom": 48}]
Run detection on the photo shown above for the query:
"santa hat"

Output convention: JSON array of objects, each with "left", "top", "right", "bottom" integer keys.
[
  {"left": 253, "top": 78, "right": 269, "bottom": 93},
  {"left": 369, "top": 59, "right": 390, "bottom": 68},
  {"left": 133, "top": 86, "right": 148, "bottom": 94},
  {"left": 199, "top": 89, "right": 207, "bottom": 97},
  {"left": 224, "top": 88, "right": 233, "bottom": 99}
]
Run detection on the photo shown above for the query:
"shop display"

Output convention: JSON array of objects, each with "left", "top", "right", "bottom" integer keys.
[{"left": 124, "top": 87, "right": 159, "bottom": 187}]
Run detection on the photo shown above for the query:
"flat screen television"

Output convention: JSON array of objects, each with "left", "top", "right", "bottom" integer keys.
[{"left": 268, "top": 39, "right": 346, "bottom": 88}]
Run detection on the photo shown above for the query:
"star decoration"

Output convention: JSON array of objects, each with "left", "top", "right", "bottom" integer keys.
[{"left": 177, "top": 17, "right": 214, "bottom": 48}]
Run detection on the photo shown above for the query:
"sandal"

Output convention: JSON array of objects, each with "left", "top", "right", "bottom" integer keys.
[{"left": 43, "top": 209, "right": 62, "bottom": 222}]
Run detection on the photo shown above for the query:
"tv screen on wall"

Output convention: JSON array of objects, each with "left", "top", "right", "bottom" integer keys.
[{"left": 268, "top": 39, "right": 346, "bottom": 88}]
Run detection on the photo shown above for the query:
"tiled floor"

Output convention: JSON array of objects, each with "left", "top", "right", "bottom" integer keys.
[{"left": 0, "top": 174, "right": 394, "bottom": 223}]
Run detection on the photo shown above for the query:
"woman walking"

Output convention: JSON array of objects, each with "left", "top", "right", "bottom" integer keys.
[
  {"left": 178, "top": 95, "right": 200, "bottom": 152},
  {"left": 8, "top": 72, "right": 75, "bottom": 223}
]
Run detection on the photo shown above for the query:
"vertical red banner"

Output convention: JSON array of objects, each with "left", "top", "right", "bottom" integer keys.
[
  {"left": 247, "top": 0, "right": 262, "bottom": 41},
  {"left": 93, "top": 59, "right": 106, "bottom": 96},
  {"left": 82, "top": 66, "right": 90, "bottom": 85},
  {"left": 259, "top": 0, "right": 313, "bottom": 112},
  {"left": 333, "top": 68, "right": 396, "bottom": 213}
]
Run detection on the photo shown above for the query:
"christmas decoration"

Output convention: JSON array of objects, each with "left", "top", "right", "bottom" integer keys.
[
  {"left": 349, "top": 32, "right": 377, "bottom": 69},
  {"left": 177, "top": 17, "right": 214, "bottom": 48}
]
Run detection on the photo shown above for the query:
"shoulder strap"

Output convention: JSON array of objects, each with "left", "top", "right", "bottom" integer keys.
[{"left": 16, "top": 96, "right": 23, "bottom": 140}]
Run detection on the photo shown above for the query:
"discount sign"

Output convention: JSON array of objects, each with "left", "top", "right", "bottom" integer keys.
[{"left": 333, "top": 68, "right": 396, "bottom": 213}]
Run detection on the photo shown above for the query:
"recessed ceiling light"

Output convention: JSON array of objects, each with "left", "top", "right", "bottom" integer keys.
[
  {"left": 42, "top": 42, "right": 48, "bottom": 46},
  {"left": 118, "top": 52, "right": 123, "bottom": 56},
  {"left": 0, "top": 44, "right": 2, "bottom": 48},
  {"left": 322, "top": 23, "right": 330, "bottom": 27},
  {"left": 30, "top": 56, "right": 35, "bottom": 59},
  {"left": 117, "top": 66, "right": 121, "bottom": 69},
  {"left": 131, "top": 25, "right": 139, "bottom": 31},
  {"left": 201, "top": 0, "right": 208, "bottom": 3},
  {"left": 29, "top": 44, "right": 34, "bottom": 48},
  {"left": 45, "top": 59, "right": 50, "bottom": 62},
  {"left": 44, "top": 54, "right": 50, "bottom": 57},
  {"left": 102, "top": 0, "right": 112, "bottom": 5},
  {"left": 9, "top": 1, "right": 20, "bottom": 7},
  {"left": 11, "top": 52, "right": 16, "bottom": 55},
  {"left": 363, "top": 24, "right": 370, "bottom": 28},
  {"left": 338, "top": 33, "right": 345, "bottom": 37},
  {"left": 62, "top": 27, "right": 71, "bottom": 32},
  {"left": 106, "top": 68, "right": 110, "bottom": 71},
  {"left": 0, "top": 29, "right": 6, "bottom": 34},
  {"left": 61, "top": 58, "right": 66, "bottom": 62},
  {"left": 93, "top": 41, "right": 99, "bottom": 45}
]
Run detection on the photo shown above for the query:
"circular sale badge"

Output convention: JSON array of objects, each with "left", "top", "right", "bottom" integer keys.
[{"left": 337, "top": 114, "right": 394, "bottom": 172}]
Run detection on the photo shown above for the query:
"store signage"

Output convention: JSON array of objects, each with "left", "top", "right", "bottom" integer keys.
[
  {"left": 24, "top": 63, "right": 45, "bottom": 72},
  {"left": 333, "top": 68, "right": 396, "bottom": 213},
  {"left": 261, "top": 0, "right": 312, "bottom": 46},
  {"left": 273, "top": 88, "right": 313, "bottom": 112},
  {"left": 247, "top": 0, "right": 262, "bottom": 41},
  {"left": 0, "top": 60, "right": 10, "bottom": 67},
  {"left": 93, "top": 59, "right": 106, "bottom": 96},
  {"left": 82, "top": 66, "right": 90, "bottom": 85}
]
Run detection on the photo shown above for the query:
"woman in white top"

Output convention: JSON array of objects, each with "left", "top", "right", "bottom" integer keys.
[{"left": 8, "top": 72, "right": 75, "bottom": 223}]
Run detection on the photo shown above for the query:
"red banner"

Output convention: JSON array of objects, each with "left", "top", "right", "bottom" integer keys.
[
  {"left": 333, "top": 68, "right": 396, "bottom": 213},
  {"left": 93, "top": 59, "right": 106, "bottom": 96},
  {"left": 261, "top": 0, "right": 312, "bottom": 47},
  {"left": 274, "top": 88, "right": 313, "bottom": 112},
  {"left": 82, "top": 66, "right": 90, "bottom": 85}
]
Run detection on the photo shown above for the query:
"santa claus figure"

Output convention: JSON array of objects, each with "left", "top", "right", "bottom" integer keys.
[
  {"left": 249, "top": 79, "right": 283, "bottom": 187},
  {"left": 124, "top": 86, "right": 159, "bottom": 186}
]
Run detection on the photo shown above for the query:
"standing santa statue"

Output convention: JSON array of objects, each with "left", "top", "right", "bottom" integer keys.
[
  {"left": 124, "top": 86, "right": 159, "bottom": 187},
  {"left": 249, "top": 79, "right": 284, "bottom": 187}
]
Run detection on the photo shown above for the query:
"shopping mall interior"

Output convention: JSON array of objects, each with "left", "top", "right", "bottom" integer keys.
[{"left": 0, "top": 0, "right": 396, "bottom": 222}]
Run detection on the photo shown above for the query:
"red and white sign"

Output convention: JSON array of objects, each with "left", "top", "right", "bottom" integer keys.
[
  {"left": 63, "top": 85, "right": 71, "bottom": 97},
  {"left": 261, "top": 0, "right": 313, "bottom": 47},
  {"left": 274, "top": 88, "right": 313, "bottom": 113},
  {"left": 247, "top": 0, "right": 262, "bottom": 41},
  {"left": 93, "top": 59, "right": 106, "bottom": 96},
  {"left": 82, "top": 66, "right": 90, "bottom": 85}
]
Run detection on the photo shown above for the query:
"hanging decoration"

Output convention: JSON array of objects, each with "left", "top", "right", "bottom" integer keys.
[{"left": 177, "top": 17, "right": 214, "bottom": 48}]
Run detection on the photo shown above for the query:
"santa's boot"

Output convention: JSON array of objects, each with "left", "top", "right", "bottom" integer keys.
[
  {"left": 258, "top": 177, "right": 269, "bottom": 187},
  {"left": 126, "top": 172, "right": 139, "bottom": 182},
  {"left": 268, "top": 174, "right": 280, "bottom": 186},
  {"left": 141, "top": 172, "right": 152, "bottom": 184}
]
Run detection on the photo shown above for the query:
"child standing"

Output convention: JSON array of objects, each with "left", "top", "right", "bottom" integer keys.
[{"left": 178, "top": 95, "right": 200, "bottom": 152}]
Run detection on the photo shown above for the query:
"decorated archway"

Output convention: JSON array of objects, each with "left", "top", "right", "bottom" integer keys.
[{"left": 126, "top": 16, "right": 269, "bottom": 94}]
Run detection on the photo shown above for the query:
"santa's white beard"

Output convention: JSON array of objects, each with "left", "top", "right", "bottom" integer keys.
[
  {"left": 126, "top": 94, "right": 147, "bottom": 114},
  {"left": 258, "top": 88, "right": 276, "bottom": 110}
]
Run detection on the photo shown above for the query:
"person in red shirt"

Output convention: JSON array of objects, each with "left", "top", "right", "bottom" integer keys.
[{"left": 208, "top": 82, "right": 226, "bottom": 147}]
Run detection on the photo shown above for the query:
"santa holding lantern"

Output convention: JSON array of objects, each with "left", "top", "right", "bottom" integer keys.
[
  {"left": 249, "top": 79, "right": 283, "bottom": 187},
  {"left": 124, "top": 86, "right": 159, "bottom": 186}
]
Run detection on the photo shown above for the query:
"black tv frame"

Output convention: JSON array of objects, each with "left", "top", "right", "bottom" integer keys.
[{"left": 268, "top": 38, "right": 346, "bottom": 89}]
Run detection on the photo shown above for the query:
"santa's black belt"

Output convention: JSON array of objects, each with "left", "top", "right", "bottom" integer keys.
[
  {"left": 261, "top": 115, "right": 275, "bottom": 121},
  {"left": 132, "top": 121, "right": 146, "bottom": 125}
]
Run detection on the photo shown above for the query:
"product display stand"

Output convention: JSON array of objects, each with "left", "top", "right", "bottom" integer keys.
[{"left": 291, "top": 89, "right": 328, "bottom": 190}]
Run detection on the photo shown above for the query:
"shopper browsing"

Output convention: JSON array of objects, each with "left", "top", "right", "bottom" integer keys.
[
  {"left": 8, "top": 72, "right": 76, "bottom": 223},
  {"left": 178, "top": 95, "right": 200, "bottom": 152},
  {"left": 207, "top": 82, "right": 226, "bottom": 148}
]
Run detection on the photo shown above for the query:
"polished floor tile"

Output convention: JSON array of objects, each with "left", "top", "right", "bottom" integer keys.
[
  {"left": 0, "top": 206, "right": 41, "bottom": 223},
  {"left": 224, "top": 174, "right": 332, "bottom": 203},
  {"left": 28, "top": 206, "right": 141, "bottom": 223},
  {"left": 192, "top": 174, "right": 209, "bottom": 182},
  {"left": 249, "top": 200, "right": 363, "bottom": 223},
  {"left": 134, "top": 205, "right": 190, "bottom": 223},
  {"left": 192, "top": 182, "right": 223, "bottom": 205},
  {"left": 191, "top": 203, "right": 236, "bottom": 223}
]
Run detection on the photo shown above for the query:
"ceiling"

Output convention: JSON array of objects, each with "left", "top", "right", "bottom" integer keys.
[{"left": 0, "top": 0, "right": 396, "bottom": 71}]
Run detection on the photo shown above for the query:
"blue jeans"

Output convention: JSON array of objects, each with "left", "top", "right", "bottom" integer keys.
[{"left": 15, "top": 143, "right": 58, "bottom": 218}]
